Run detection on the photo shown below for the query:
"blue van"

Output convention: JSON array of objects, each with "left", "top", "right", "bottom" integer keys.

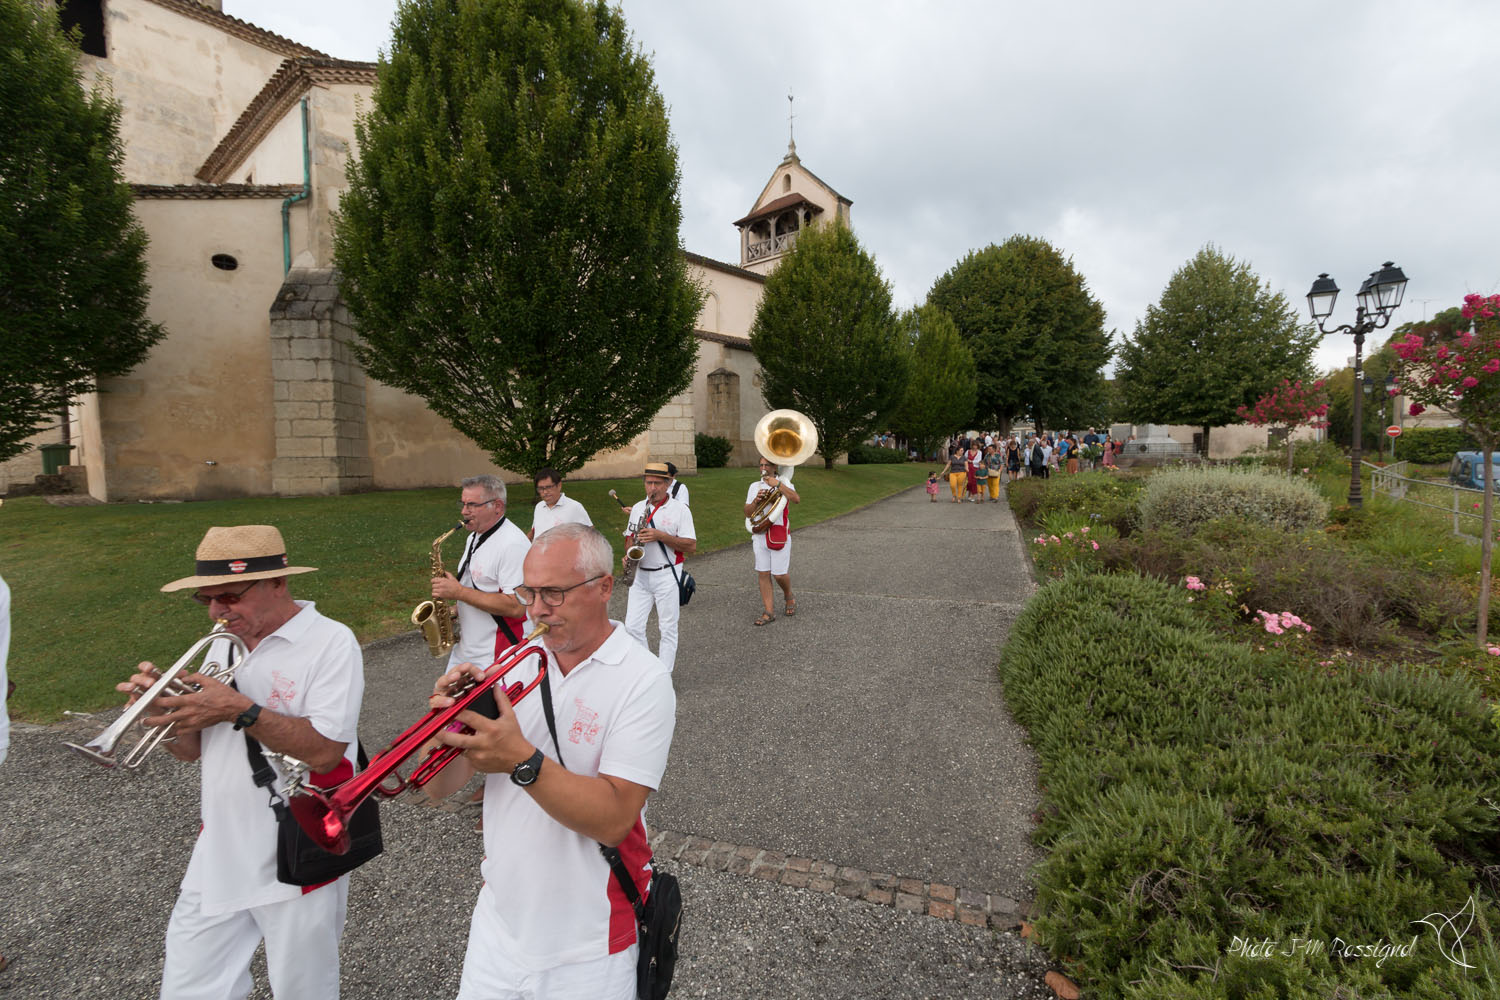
[{"left": 1448, "top": 452, "right": 1500, "bottom": 491}]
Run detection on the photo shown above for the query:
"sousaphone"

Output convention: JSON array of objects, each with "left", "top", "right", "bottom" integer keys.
[{"left": 745, "top": 409, "right": 818, "bottom": 531}]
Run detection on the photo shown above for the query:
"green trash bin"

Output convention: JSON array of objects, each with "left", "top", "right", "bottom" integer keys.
[{"left": 39, "top": 443, "right": 74, "bottom": 475}]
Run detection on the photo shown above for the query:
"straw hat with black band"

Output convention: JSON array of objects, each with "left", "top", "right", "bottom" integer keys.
[
  {"left": 160, "top": 525, "right": 317, "bottom": 593},
  {"left": 643, "top": 461, "right": 671, "bottom": 478}
]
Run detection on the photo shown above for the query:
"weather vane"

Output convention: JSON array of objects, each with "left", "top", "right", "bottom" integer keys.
[{"left": 787, "top": 89, "right": 796, "bottom": 154}]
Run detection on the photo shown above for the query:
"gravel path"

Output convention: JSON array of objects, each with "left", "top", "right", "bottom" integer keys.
[{"left": 0, "top": 485, "right": 1056, "bottom": 998}]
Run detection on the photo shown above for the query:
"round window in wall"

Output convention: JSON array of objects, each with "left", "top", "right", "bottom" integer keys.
[{"left": 211, "top": 253, "right": 239, "bottom": 271}]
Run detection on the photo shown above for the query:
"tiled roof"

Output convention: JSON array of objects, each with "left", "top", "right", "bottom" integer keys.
[
  {"left": 196, "top": 58, "right": 378, "bottom": 182},
  {"left": 132, "top": 182, "right": 305, "bottom": 199},
  {"left": 142, "top": 0, "right": 329, "bottom": 59},
  {"left": 685, "top": 251, "right": 766, "bottom": 282},
  {"left": 733, "top": 193, "right": 824, "bottom": 229}
]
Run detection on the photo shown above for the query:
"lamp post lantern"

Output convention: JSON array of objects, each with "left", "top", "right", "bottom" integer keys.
[{"left": 1306, "top": 262, "right": 1409, "bottom": 507}]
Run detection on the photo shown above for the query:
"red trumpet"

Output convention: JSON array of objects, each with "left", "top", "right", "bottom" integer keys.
[{"left": 285, "top": 623, "right": 550, "bottom": 854}]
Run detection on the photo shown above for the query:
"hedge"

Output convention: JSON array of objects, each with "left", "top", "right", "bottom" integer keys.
[
  {"left": 694, "top": 433, "right": 733, "bottom": 469},
  {"left": 1000, "top": 571, "right": 1500, "bottom": 998},
  {"left": 1395, "top": 426, "right": 1479, "bottom": 465},
  {"left": 847, "top": 443, "right": 906, "bottom": 464}
]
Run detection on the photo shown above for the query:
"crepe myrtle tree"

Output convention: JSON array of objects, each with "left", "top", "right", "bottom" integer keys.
[
  {"left": 1236, "top": 378, "right": 1329, "bottom": 473},
  {"left": 1392, "top": 293, "right": 1500, "bottom": 647}
]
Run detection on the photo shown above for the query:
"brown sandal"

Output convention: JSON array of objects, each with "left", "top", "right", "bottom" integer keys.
[
  {"left": 783, "top": 600, "right": 796, "bottom": 617},
  {"left": 753, "top": 612, "right": 775, "bottom": 626}
]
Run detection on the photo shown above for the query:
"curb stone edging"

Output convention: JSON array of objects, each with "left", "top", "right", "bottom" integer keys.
[{"left": 649, "top": 828, "right": 1030, "bottom": 930}]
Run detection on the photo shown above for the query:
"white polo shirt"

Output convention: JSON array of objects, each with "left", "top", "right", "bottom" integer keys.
[
  {"left": 181, "top": 601, "right": 364, "bottom": 916},
  {"left": 531, "top": 493, "right": 593, "bottom": 539},
  {"left": 448, "top": 517, "right": 530, "bottom": 668},
  {"left": 475, "top": 623, "right": 675, "bottom": 971},
  {"left": 668, "top": 480, "right": 690, "bottom": 506},
  {"left": 625, "top": 496, "right": 695, "bottom": 569}
]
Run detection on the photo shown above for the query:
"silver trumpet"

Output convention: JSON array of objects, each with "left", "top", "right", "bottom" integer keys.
[{"left": 66, "top": 621, "right": 249, "bottom": 769}]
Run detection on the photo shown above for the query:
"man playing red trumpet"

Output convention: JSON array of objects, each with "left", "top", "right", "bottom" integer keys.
[{"left": 426, "top": 523, "right": 676, "bottom": 999}]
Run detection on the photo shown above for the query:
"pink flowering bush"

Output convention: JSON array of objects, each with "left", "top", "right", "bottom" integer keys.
[
  {"left": 1031, "top": 523, "right": 1117, "bottom": 577},
  {"left": 1236, "top": 378, "right": 1330, "bottom": 472},
  {"left": 1392, "top": 293, "right": 1500, "bottom": 647}
]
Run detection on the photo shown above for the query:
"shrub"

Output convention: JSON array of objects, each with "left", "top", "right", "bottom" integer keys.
[
  {"left": 846, "top": 443, "right": 906, "bottom": 464},
  {"left": 693, "top": 433, "right": 732, "bottom": 469},
  {"left": 1008, "top": 470, "right": 1144, "bottom": 535},
  {"left": 1030, "top": 518, "right": 1118, "bottom": 577},
  {"left": 1138, "top": 465, "right": 1329, "bottom": 534},
  {"left": 1100, "top": 519, "right": 1475, "bottom": 651},
  {"left": 1000, "top": 571, "right": 1500, "bottom": 998},
  {"left": 1395, "top": 426, "right": 1478, "bottom": 464}
]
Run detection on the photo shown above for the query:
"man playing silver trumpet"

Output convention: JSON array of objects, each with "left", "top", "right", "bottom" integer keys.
[{"left": 114, "top": 525, "right": 365, "bottom": 999}]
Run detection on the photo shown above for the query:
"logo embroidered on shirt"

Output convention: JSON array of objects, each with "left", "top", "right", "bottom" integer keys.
[
  {"left": 568, "top": 698, "right": 600, "bottom": 745},
  {"left": 265, "top": 670, "right": 297, "bottom": 711}
]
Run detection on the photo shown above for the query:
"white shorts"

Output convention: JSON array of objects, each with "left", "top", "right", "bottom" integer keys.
[
  {"left": 751, "top": 531, "right": 790, "bottom": 575},
  {"left": 456, "top": 895, "right": 637, "bottom": 1000}
]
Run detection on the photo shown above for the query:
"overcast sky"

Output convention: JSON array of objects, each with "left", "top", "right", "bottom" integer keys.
[{"left": 228, "top": 0, "right": 1496, "bottom": 373}]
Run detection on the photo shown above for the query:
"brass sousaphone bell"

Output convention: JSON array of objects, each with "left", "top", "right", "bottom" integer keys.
[{"left": 746, "top": 409, "right": 818, "bottom": 532}]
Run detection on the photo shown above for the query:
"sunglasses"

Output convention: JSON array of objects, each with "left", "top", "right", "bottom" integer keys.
[{"left": 191, "top": 580, "right": 259, "bottom": 606}]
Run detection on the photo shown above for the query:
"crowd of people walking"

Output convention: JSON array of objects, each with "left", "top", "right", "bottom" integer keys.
[{"left": 925, "top": 428, "right": 1126, "bottom": 503}]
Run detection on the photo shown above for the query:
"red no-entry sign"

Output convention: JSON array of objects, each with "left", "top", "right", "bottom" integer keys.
[{"left": 1386, "top": 425, "right": 1402, "bottom": 438}]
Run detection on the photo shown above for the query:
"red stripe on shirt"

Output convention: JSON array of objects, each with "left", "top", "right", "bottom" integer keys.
[{"left": 606, "top": 819, "right": 653, "bottom": 954}]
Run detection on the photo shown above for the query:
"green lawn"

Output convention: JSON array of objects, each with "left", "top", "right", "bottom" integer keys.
[{"left": 1, "top": 463, "right": 920, "bottom": 720}]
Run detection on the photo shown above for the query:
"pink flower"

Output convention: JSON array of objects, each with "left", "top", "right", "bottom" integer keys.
[
  {"left": 1486, "top": 359, "right": 1500, "bottom": 374},
  {"left": 1463, "top": 376, "right": 1480, "bottom": 389},
  {"left": 1409, "top": 403, "right": 1426, "bottom": 416},
  {"left": 1185, "top": 576, "right": 1206, "bottom": 591},
  {"left": 1488, "top": 646, "right": 1500, "bottom": 656},
  {"left": 1091, "top": 541, "right": 1099, "bottom": 551}
]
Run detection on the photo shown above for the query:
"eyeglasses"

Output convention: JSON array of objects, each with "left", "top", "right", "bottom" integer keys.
[
  {"left": 460, "top": 498, "right": 498, "bottom": 511},
  {"left": 514, "top": 573, "right": 605, "bottom": 608},
  {"left": 192, "top": 581, "right": 258, "bottom": 606},
  {"left": 535, "top": 482, "right": 560, "bottom": 492}
]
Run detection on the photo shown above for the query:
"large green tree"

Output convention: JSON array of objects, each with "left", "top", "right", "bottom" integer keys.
[
  {"left": 333, "top": 0, "right": 700, "bottom": 475},
  {"left": 926, "top": 236, "right": 1110, "bottom": 434},
  {"left": 749, "top": 222, "right": 907, "bottom": 468},
  {"left": 0, "top": 0, "right": 163, "bottom": 462},
  {"left": 889, "top": 305, "right": 976, "bottom": 459},
  {"left": 1116, "top": 244, "right": 1318, "bottom": 455}
]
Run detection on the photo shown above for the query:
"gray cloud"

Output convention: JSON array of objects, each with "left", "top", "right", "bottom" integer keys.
[{"left": 230, "top": 0, "right": 1500, "bottom": 371}]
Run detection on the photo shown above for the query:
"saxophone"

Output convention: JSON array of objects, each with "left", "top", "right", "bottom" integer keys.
[{"left": 412, "top": 524, "right": 462, "bottom": 658}]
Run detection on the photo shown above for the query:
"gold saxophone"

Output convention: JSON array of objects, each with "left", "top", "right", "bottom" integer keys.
[{"left": 412, "top": 524, "right": 462, "bottom": 658}]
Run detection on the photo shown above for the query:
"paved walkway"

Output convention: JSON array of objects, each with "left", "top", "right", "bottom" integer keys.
[{"left": 0, "top": 485, "right": 1055, "bottom": 999}]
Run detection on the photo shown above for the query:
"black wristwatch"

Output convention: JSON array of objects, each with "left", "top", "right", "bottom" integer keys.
[
  {"left": 510, "top": 749, "right": 545, "bottom": 787},
  {"left": 232, "top": 703, "right": 262, "bottom": 731}
]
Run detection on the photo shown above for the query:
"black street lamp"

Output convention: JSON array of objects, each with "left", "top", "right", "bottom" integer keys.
[{"left": 1307, "top": 261, "right": 1409, "bottom": 507}]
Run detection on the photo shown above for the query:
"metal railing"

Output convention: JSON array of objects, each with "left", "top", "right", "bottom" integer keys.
[{"left": 1368, "top": 460, "right": 1491, "bottom": 541}]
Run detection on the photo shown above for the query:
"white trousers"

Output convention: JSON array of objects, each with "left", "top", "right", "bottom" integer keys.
[
  {"left": 751, "top": 531, "right": 791, "bottom": 575},
  {"left": 456, "top": 897, "right": 636, "bottom": 1000},
  {"left": 624, "top": 567, "right": 680, "bottom": 670},
  {"left": 160, "top": 880, "right": 347, "bottom": 1000}
]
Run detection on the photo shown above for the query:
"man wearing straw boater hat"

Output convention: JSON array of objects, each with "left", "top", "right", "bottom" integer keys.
[
  {"left": 119, "top": 525, "right": 365, "bottom": 999},
  {"left": 622, "top": 461, "right": 696, "bottom": 671}
]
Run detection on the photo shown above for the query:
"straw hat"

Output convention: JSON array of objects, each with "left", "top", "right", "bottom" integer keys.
[
  {"left": 160, "top": 525, "right": 317, "bottom": 592},
  {"left": 643, "top": 461, "right": 671, "bottom": 478}
]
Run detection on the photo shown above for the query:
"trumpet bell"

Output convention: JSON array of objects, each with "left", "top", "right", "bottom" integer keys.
[{"left": 755, "top": 409, "right": 818, "bottom": 467}]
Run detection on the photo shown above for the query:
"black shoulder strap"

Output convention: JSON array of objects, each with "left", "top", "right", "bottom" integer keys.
[
  {"left": 538, "top": 665, "right": 647, "bottom": 916},
  {"left": 671, "top": 481, "right": 681, "bottom": 499},
  {"left": 455, "top": 517, "right": 506, "bottom": 583}
]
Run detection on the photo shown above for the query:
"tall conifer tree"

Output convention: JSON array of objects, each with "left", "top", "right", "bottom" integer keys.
[
  {"left": 334, "top": 0, "right": 699, "bottom": 475},
  {"left": 749, "top": 222, "right": 906, "bottom": 468},
  {"left": 0, "top": 0, "right": 163, "bottom": 461}
]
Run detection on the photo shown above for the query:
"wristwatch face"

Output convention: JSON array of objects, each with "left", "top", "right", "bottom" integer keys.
[{"left": 511, "top": 750, "right": 543, "bottom": 786}]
